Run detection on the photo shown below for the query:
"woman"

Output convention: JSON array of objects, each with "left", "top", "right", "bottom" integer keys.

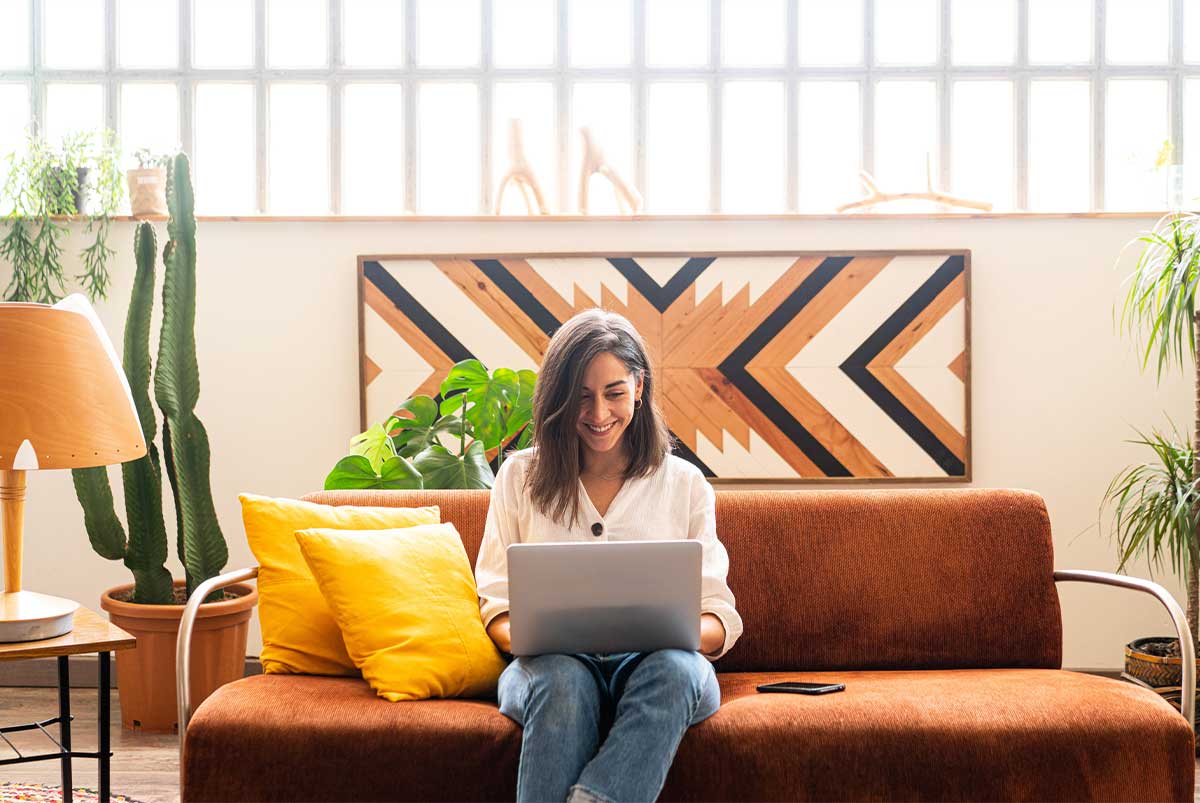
[{"left": 475, "top": 308, "right": 743, "bottom": 803}]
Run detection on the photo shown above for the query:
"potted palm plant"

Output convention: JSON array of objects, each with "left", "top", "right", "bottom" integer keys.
[
  {"left": 71, "top": 153, "right": 253, "bottom": 733},
  {"left": 1107, "top": 210, "right": 1200, "bottom": 706}
]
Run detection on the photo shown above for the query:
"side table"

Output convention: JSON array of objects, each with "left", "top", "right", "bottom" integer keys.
[{"left": 0, "top": 605, "right": 135, "bottom": 803}]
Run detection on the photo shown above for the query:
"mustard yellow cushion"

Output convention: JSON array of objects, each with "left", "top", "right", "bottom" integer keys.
[
  {"left": 239, "top": 493, "right": 440, "bottom": 675},
  {"left": 294, "top": 523, "right": 507, "bottom": 702}
]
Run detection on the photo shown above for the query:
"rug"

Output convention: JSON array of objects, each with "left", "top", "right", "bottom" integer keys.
[{"left": 0, "top": 782, "right": 147, "bottom": 803}]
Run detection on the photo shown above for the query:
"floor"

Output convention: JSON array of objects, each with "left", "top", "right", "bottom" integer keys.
[{"left": 2, "top": 686, "right": 1200, "bottom": 803}]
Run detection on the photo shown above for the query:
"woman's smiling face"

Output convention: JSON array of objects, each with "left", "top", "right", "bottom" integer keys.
[{"left": 576, "top": 351, "right": 643, "bottom": 457}]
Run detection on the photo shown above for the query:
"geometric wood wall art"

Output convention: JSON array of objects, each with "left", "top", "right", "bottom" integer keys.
[{"left": 358, "top": 251, "right": 970, "bottom": 483}]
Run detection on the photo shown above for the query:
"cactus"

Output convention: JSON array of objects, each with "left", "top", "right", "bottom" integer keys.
[{"left": 71, "top": 153, "right": 226, "bottom": 604}]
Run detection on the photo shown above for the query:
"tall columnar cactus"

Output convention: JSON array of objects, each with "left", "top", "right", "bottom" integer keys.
[{"left": 72, "top": 153, "right": 226, "bottom": 604}]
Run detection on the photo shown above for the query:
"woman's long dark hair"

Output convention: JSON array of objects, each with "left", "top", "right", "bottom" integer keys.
[{"left": 526, "top": 309, "right": 672, "bottom": 527}]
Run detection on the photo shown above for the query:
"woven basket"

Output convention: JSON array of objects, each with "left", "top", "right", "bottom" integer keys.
[{"left": 1125, "top": 636, "right": 1199, "bottom": 688}]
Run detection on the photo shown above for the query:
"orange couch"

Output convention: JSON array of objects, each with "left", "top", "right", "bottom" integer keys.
[{"left": 181, "top": 488, "right": 1195, "bottom": 802}]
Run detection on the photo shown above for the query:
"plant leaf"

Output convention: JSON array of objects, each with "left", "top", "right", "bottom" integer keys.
[
  {"left": 412, "top": 442, "right": 495, "bottom": 489},
  {"left": 324, "top": 454, "right": 422, "bottom": 490}
]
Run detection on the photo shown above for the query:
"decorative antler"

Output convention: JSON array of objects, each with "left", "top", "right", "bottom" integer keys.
[
  {"left": 578, "top": 127, "right": 642, "bottom": 215},
  {"left": 837, "top": 153, "right": 993, "bottom": 213},
  {"left": 493, "top": 119, "right": 550, "bottom": 215}
]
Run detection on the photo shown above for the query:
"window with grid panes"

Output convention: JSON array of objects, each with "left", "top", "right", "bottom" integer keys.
[{"left": 0, "top": 0, "right": 1197, "bottom": 214}]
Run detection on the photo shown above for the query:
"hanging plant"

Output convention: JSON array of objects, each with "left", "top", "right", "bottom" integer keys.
[{"left": 1, "top": 128, "right": 124, "bottom": 303}]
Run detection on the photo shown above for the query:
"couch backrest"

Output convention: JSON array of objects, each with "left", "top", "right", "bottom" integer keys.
[{"left": 302, "top": 487, "right": 1063, "bottom": 672}]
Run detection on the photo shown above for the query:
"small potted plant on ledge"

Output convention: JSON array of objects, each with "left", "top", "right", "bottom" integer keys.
[
  {"left": 1, "top": 128, "right": 123, "bottom": 303},
  {"left": 126, "top": 147, "right": 171, "bottom": 218},
  {"left": 1106, "top": 209, "right": 1200, "bottom": 723},
  {"left": 72, "top": 153, "right": 254, "bottom": 733}
]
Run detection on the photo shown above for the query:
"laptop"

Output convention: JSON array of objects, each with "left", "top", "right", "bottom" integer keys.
[{"left": 506, "top": 540, "right": 702, "bottom": 656}]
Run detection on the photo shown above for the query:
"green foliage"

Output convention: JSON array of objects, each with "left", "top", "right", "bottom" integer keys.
[
  {"left": 325, "top": 359, "right": 537, "bottom": 490},
  {"left": 70, "top": 154, "right": 228, "bottom": 605},
  {"left": 1, "top": 129, "right": 123, "bottom": 303},
  {"left": 1100, "top": 423, "right": 1200, "bottom": 581},
  {"left": 1116, "top": 212, "right": 1200, "bottom": 383}
]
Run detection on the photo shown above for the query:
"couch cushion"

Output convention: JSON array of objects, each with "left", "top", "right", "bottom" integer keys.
[
  {"left": 184, "top": 669, "right": 1192, "bottom": 802},
  {"left": 303, "top": 488, "right": 1063, "bottom": 672}
]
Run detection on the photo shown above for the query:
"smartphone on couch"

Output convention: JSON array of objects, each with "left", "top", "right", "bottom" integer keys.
[{"left": 756, "top": 681, "right": 845, "bottom": 695}]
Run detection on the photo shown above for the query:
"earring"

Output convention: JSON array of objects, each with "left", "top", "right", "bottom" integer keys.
[{"left": 634, "top": 398, "right": 642, "bottom": 409}]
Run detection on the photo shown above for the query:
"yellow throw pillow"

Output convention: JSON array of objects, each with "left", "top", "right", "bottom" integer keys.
[
  {"left": 239, "top": 493, "right": 440, "bottom": 675},
  {"left": 295, "top": 523, "right": 507, "bottom": 702}
]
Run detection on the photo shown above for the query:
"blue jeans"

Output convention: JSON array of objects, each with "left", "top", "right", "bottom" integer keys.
[{"left": 497, "top": 649, "right": 721, "bottom": 803}]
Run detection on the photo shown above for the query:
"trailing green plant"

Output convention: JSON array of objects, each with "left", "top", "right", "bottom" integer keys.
[
  {"left": 71, "top": 153, "right": 228, "bottom": 604},
  {"left": 1108, "top": 210, "right": 1200, "bottom": 642},
  {"left": 1, "top": 128, "right": 123, "bottom": 303},
  {"left": 325, "top": 359, "right": 537, "bottom": 491}
]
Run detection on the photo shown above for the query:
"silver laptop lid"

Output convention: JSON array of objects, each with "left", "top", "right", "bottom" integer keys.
[{"left": 507, "top": 540, "right": 702, "bottom": 656}]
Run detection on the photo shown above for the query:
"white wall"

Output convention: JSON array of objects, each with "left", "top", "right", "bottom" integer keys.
[{"left": 3, "top": 215, "right": 1191, "bottom": 670}]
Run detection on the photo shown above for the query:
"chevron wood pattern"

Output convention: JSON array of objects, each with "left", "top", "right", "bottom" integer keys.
[{"left": 358, "top": 251, "right": 971, "bottom": 483}]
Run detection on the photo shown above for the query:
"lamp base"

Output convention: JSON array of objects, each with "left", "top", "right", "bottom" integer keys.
[{"left": 0, "top": 590, "right": 79, "bottom": 643}]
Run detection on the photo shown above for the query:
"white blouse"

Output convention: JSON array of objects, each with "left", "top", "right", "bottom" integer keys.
[{"left": 474, "top": 447, "right": 744, "bottom": 660}]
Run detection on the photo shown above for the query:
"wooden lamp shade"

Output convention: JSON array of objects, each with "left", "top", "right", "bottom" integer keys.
[{"left": 0, "top": 295, "right": 146, "bottom": 642}]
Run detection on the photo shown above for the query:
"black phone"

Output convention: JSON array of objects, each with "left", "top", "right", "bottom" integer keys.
[{"left": 756, "top": 681, "right": 845, "bottom": 695}]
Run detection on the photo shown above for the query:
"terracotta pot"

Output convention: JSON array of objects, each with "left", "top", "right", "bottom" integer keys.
[
  {"left": 100, "top": 579, "right": 257, "bottom": 733},
  {"left": 126, "top": 167, "right": 167, "bottom": 217}
]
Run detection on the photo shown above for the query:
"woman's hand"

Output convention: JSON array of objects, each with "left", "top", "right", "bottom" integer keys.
[
  {"left": 700, "top": 613, "right": 726, "bottom": 656},
  {"left": 487, "top": 613, "right": 513, "bottom": 654}
]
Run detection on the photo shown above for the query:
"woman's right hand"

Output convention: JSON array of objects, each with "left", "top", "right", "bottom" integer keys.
[{"left": 487, "top": 613, "right": 512, "bottom": 654}]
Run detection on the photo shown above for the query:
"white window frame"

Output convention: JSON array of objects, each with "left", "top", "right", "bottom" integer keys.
[{"left": 0, "top": 0, "right": 1195, "bottom": 213}]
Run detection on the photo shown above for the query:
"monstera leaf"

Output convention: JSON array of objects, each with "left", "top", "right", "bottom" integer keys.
[
  {"left": 325, "top": 454, "right": 422, "bottom": 490},
  {"left": 350, "top": 416, "right": 401, "bottom": 472},
  {"left": 440, "top": 359, "right": 521, "bottom": 451},
  {"left": 413, "top": 442, "right": 495, "bottom": 489}
]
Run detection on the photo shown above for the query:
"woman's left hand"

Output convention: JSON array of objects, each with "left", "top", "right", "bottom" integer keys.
[{"left": 700, "top": 613, "right": 726, "bottom": 656}]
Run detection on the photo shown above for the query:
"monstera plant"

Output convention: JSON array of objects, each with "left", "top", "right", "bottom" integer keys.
[{"left": 326, "top": 359, "right": 537, "bottom": 490}]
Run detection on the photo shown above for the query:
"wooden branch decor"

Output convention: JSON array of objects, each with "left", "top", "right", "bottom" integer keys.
[
  {"left": 837, "top": 155, "right": 993, "bottom": 213},
  {"left": 358, "top": 250, "right": 971, "bottom": 483},
  {"left": 578, "top": 127, "right": 642, "bottom": 215},
  {"left": 493, "top": 119, "right": 550, "bottom": 215}
]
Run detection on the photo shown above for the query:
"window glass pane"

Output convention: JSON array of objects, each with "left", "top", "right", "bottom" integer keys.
[
  {"left": 494, "top": 0, "right": 555, "bottom": 67},
  {"left": 44, "top": 83, "right": 104, "bottom": 145},
  {"left": 0, "top": 0, "right": 30, "bottom": 69},
  {"left": 1105, "top": 79, "right": 1168, "bottom": 210},
  {"left": 647, "top": 0, "right": 708, "bottom": 67},
  {"left": 418, "top": 0, "right": 480, "bottom": 67},
  {"left": 1106, "top": 0, "right": 1167, "bottom": 65},
  {"left": 951, "top": 81, "right": 1013, "bottom": 210},
  {"left": 571, "top": 82, "right": 633, "bottom": 214},
  {"left": 117, "top": 0, "right": 177, "bottom": 68},
  {"left": 343, "top": 84, "right": 403, "bottom": 213},
  {"left": 570, "top": 0, "right": 630, "bottom": 66},
  {"left": 344, "top": 0, "right": 404, "bottom": 67},
  {"left": 268, "top": 84, "right": 330, "bottom": 213},
  {"left": 874, "top": 0, "right": 937, "bottom": 65},
  {"left": 646, "top": 82, "right": 708, "bottom": 212},
  {"left": 43, "top": 0, "right": 103, "bottom": 68},
  {"left": 1188, "top": 0, "right": 1200, "bottom": 63},
  {"left": 798, "top": 81, "right": 860, "bottom": 212},
  {"left": 195, "top": 83, "right": 255, "bottom": 213},
  {"left": 493, "top": 83, "right": 556, "bottom": 214},
  {"left": 798, "top": 0, "right": 862, "bottom": 66},
  {"left": 1028, "top": 80, "right": 1090, "bottom": 210},
  {"left": 267, "top": 0, "right": 327, "bottom": 68},
  {"left": 873, "top": 80, "right": 937, "bottom": 192},
  {"left": 194, "top": 0, "right": 253, "bottom": 68},
  {"left": 723, "top": 82, "right": 784, "bottom": 212},
  {"left": 119, "top": 83, "right": 179, "bottom": 167},
  {"left": 722, "top": 0, "right": 784, "bottom": 66},
  {"left": 1029, "top": 0, "right": 1092, "bottom": 64},
  {"left": 951, "top": 0, "right": 1014, "bottom": 65},
  {"left": 418, "top": 83, "right": 479, "bottom": 213},
  {"left": 1186, "top": 80, "right": 1200, "bottom": 205},
  {"left": 0, "top": 84, "right": 31, "bottom": 206}
]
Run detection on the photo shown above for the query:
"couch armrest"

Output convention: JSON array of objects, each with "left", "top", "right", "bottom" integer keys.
[
  {"left": 177, "top": 566, "right": 260, "bottom": 774},
  {"left": 1054, "top": 569, "right": 1195, "bottom": 730}
]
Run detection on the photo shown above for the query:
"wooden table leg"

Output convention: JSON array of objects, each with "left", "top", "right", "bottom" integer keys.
[
  {"left": 57, "top": 655, "right": 72, "bottom": 803},
  {"left": 99, "top": 651, "right": 111, "bottom": 803}
]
